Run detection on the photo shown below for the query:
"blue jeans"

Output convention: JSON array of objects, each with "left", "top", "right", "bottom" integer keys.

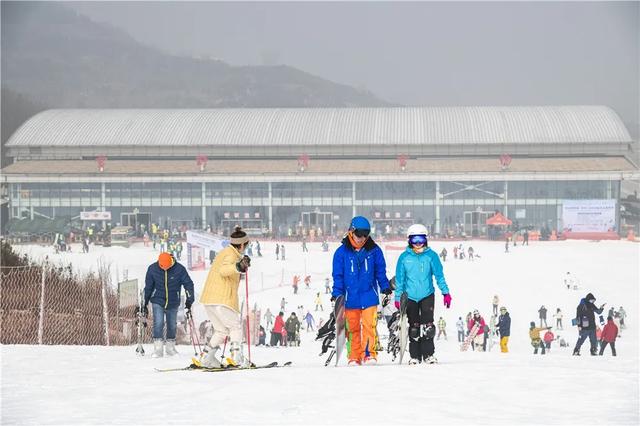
[
  {"left": 152, "top": 303, "right": 178, "bottom": 340},
  {"left": 574, "top": 329, "right": 597, "bottom": 354}
]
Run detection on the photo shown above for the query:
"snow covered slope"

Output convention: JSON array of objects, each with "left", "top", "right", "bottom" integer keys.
[{"left": 2, "top": 239, "right": 638, "bottom": 425}]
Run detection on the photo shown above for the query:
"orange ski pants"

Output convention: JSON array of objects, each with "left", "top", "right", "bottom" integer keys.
[{"left": 345, "top": 306, "right": 378, "bottom": 361}]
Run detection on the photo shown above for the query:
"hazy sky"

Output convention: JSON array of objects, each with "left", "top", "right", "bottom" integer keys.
[{"left": 69, "top": 1, "right": 639, "bottom": 135}]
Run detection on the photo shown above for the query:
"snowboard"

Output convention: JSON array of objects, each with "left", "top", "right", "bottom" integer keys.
[
  {"left": 398, "top": 292, "right": 409, "bottom": 364},
  {"left": 333, "top": 295, "right": 346, "bottom": 366},
  {"left": 460, "top": 322, "right": 480, "bottom": 352}
]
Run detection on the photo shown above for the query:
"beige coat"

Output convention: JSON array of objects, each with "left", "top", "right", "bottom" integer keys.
[{"left": 199, "top": 245, "right": 242, "bottom": 312}]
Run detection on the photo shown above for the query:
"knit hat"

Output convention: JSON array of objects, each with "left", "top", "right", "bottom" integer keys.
[
  {"left": 230, "top": 227, "right": 249, "bottom": 245},
  {"left": 349, "top": 216, "right": 370, "bottom": 231},
  {"left": 158, "top": 252, "right": 174, "bottom": 270}
]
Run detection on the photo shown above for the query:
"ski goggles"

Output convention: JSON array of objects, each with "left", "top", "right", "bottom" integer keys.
[
  {"left": 352, "top": 229, "right": 370, "bottom": 238},
  {"left": 408, "top": 235, "right": 428, "bottom": 246}
]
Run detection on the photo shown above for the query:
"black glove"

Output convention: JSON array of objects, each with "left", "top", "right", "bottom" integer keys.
[
  {"left": 330, "top": 296, "right": 336, "bottom": 302},
  {"left": 236, "top": 255, "right": 251, "bottom": 273},
  {"left": 185, "top": 299, "right": 192, "bottom": 311},
  {"left": 381, "top": 287, "right": 392, "bottom": 296},
  {"left": 141, "top": 305, "right": 149, "bottom": 317}
]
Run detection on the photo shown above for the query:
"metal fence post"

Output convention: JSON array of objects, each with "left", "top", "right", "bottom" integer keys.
[
  {"left": 101, "top": 276, "right": 110, "bottom": 346},
  {"left": 37, "top": 266, "right": 46, "bottom": 344}
]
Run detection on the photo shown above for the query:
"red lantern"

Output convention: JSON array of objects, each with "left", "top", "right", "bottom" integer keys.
[
  {"left": 96, "top": 156, "right": 107, "bottom": 172},
  {"left": 196, "top": 155, "right": 208, "bottom": 172},
  {"left": 397, "top": 154, "right": 408, "bottom": 171},
  {"left": 499, "top": 154, "right": 512, "bottom": 171},
  {"left": 298, "top": 154, "right": 310, "bottom": 172}
]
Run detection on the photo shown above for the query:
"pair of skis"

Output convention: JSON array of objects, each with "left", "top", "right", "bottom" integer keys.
[{"left": 155, "top": 360, "right": 292, "bottom": 373}]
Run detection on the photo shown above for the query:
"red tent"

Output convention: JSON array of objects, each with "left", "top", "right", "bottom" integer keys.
[{"left": 486, "top": 212, "right": 512, "bottom": 226}]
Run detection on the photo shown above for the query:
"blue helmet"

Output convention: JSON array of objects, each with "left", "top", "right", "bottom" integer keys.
[{"left": 350, "top": 216, "right": 370, "bottom": 231}]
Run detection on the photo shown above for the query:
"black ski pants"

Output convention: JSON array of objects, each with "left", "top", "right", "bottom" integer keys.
[
  {"left": 599, "top": 341, "right": 616, "bottom": 356},
  {"left": 407, "top": 294, "right": 435, "bottom": 360}
]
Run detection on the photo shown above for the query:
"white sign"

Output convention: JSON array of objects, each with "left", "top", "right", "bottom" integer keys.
[
  {"left": 80, "top": 211, "right": 112, "bottom": 221},
  {"left": 562, "top": 200, "right": 616, "bottom": 233},
  {"left": 186, "top": 230, "right": 229, "bottom": 251},
  {"left": 118, "top": 279, "right": 139, "bottom": 308},
  {"left": 515, "top": 209, "right": 526, "bottom": 219}
]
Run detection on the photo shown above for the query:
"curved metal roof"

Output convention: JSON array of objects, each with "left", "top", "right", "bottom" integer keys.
[{"left": 6, "top": 106, "right": 632, "bottom": 147}]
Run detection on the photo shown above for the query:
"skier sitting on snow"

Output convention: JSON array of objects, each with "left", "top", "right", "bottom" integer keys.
[
  {"left": 395, "top": 224, "right": 452, "bottom": 364},
  {"left": 331, "top": 216, "right": 391, "bottom": 365},
  {"left": 198, "top": 227, "right": 252, "bottom": 368},
  {"left": 143, "top": 252, "right": 195, "bottom": 358}
]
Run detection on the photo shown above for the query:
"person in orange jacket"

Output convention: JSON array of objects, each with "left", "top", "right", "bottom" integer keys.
[{"left": 599, "top": 316, "right": 618, "bottom": 356}]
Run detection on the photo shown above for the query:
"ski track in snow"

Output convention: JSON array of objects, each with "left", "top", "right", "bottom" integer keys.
[{"left": 2, "top": 239, "right": 639, "bottom": 425}]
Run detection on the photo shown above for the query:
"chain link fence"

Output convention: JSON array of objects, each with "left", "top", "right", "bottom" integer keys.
[{"left": 1, "top": 241, "right": 153, "bottom": 345}]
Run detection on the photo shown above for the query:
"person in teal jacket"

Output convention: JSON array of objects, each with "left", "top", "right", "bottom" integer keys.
[
  {"left": 332, "top": 216, "right": 391, "bottom": 365},
  {"left": 395, "top": 224, "right": 452, "bottom": 364}
]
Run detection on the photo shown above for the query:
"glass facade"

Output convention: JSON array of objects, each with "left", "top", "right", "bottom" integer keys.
[{"left": 9, "top": 179, "right": 621, "bottom": 237}]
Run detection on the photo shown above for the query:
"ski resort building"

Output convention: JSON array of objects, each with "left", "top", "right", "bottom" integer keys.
[{"left": 2, "top": 106, "right": 638, "bottom": 238}]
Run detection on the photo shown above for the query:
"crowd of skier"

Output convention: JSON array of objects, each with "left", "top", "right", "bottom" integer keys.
[{"left": 136, "top": 214, "right": 627, "bottom": 367}]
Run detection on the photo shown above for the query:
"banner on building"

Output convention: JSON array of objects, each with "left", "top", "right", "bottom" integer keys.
[
  {"left": 562, "top": 200, "right": 616, "bottom": 233},
  {"left": 80, "top": 211, "right": 112, "bottom": 221}
]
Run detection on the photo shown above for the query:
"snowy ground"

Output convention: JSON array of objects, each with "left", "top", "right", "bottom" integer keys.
[{"left": 2, "top": 239, "right": 639, "bottom": 425}]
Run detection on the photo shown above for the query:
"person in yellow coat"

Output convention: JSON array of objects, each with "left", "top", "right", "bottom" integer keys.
[{"left": 199, "top": 227, "right": 251, "bottom": 368}]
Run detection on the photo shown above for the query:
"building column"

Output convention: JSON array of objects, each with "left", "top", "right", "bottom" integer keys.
[
  {"left": 101, "top": 182, "right": 106, "bottom": 211},
  {"left": 30, "top": 206, "right": 34, "bottom": 220},
  {"left": 435, "top": 181, "right": 441, "bottom": 235},
  {"left": 268, "top": 182, "right": 273, "bottom": 233},
  {"left": 352, "top": 182, "right": 357, "bottom": 218},
  {"left": 504, "top": 181, "right": 509, "bottom": 218},
  {"left": 606, "top": 180, "right": 612, "bottom": 199},
  {"left": 201, "top": 182, "right": 206, "bottom": 230},
  {"left": 15, "top": 183, "right": 21, "bottom": 218}
]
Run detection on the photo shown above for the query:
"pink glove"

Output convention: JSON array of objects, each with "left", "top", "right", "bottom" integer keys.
[
  {"left": 443, "top": 293, "right": 452, "bottom": 309},
  {"left": 394, "top": 301, "right": 401, "bottom": 310}
]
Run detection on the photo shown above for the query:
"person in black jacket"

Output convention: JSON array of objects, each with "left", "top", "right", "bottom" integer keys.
[
  {"left": 143, "top": 252, "right": 195, "bottom": 358},
  {"left": 496, "top": 306, "right": 511, "bottom": 353},
  {"left": 573, "top": 292, "right": 605, "bottom": 356}
]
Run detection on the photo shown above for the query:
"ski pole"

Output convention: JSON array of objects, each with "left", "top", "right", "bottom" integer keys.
[
  {"left": 189, "top": 313, "right": 202, "bottom": 354},
  {"left": 245, "top": 271, "right": 252, "bottom": 364},
  {"left": 221, "top": 336, "right": 228, "bottom": 363},
  {"left": 186, "top": 310, "right": 197, "bottom": 355}
]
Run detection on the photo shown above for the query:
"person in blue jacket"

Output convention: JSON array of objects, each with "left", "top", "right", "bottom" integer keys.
[
  {"left": 144, "top": 252, "right": 195, "bottom": 358},
  {"left": 496, "top": 306, "right": 511, "bottom": 353},
  {"left": 395, "top": 224, "right": 452, "bottom": 364},
  {"left": 332, "top": 216, "right": 391, "bottom": 365}
]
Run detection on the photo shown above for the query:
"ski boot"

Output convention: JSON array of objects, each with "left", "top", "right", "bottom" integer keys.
[
  {"left": 347, "top": 359, "right": 362, "bottom": 366},
  {"left": 572, "top": 349, "right": 580, "bottom": 356},
  {"left": 408, "top": 358, "right": 421, "bottom": 365},
  {"left": 165, "top": 339, "right": 179, "bottom": 357},
  {"left": 228, "top": 342, "right": 253, "bottom": 368},
  {"left": 363, "top": 356, "right": 377, "bottom": 365},
  {"left": 151, "top": 339, "right": 164, "bottom": 358},
  {"left": 425, "top": 355, "right": 438, "bottom": 364},
  {"left": 200, "top": 345, "right": 222, "bottom": 368}
]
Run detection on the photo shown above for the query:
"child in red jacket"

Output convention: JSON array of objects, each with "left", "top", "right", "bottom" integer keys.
[
  {"left": 543, "top": 329, "right": 555, "bottom": 352},
  {"left": 599, "top": 316, "right": 618, "bottom": 356}
]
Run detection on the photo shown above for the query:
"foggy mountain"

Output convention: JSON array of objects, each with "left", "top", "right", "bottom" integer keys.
[{"left": 1, "top": 2, "right": 390, "bottom": 110}]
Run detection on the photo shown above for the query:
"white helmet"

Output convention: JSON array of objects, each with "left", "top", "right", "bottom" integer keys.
[{"left": 406, "top": 224, "right": 428, "bottom": 237}]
